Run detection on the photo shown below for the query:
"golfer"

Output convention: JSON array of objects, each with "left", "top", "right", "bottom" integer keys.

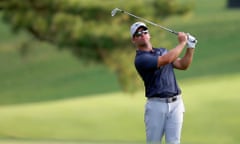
[{"left": 131, "top": 22, "right": 197, "bottom": 144}]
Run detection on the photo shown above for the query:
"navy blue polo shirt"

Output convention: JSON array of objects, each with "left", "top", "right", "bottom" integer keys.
[{"left": 134, "top": 48, "right": 181, "bottom": 98}]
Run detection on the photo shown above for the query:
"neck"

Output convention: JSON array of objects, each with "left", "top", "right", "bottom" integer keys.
[{"left": 137, "top": 43, "right": 152, "bottom": 51}]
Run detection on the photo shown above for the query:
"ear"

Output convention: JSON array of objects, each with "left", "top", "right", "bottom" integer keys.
[{"left": 131, "top": 37, "right": 135, "bottom": 44}]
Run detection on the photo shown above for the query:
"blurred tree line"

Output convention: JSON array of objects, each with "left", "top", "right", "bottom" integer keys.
[{"left": 0, "top": 0, "right": 194, "bottom": 92}]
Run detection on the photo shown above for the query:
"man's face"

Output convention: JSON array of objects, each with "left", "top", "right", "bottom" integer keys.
[{"left": 132, "top": 27, "right": 150, "bottom": 47}]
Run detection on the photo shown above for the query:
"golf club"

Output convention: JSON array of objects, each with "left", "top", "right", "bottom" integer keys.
[
  {"left": 111, "top": 8, "right": 178, "bottom": 35},
  {"left": 111, "top": 8, "right": 197, "bottom": 43}
]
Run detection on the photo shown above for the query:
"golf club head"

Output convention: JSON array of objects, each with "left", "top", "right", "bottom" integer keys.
[{"left": 111, "top": 8, "right": 122, "bottom": 16}]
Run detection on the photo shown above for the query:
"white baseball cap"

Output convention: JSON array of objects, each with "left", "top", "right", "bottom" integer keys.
[{"left": 130, "top": 22, "right": 148, "bottom": 37}]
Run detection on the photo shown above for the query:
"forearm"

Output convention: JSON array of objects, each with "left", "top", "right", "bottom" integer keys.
[
  {"left": 173, "top": 33, "right": 197, "bottom": 70},
  {"left": 163, "top": 42, "right": 186, "bottom": 62},
  {"left": 179, "top": 48, "right": 194, "bottom": 69},
  {"left": 157, "top": 32, "right": 187, "bottom": 67}
]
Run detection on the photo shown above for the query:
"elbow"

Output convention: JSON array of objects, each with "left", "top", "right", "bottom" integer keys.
[
  {"left": 181, "top": 66, "right": 189, "bottom": 70},
  {"left": 181, "top": 59, "right": 192, "bottom": 70},
  {"left": 174, "top": 57, "right": 193, "bottom": 70},
  {"left": 179, "top": 63, "right": 191, "bottom": 70}
]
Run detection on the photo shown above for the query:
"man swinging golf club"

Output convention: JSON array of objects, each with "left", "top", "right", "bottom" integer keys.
[{"left": 131, "top": 22, "right": 197, "bottom": 144}]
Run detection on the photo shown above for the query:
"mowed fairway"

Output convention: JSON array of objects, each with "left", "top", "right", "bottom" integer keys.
[
  {"left": 1, "top": 0, "right": 240, "bottom": 143},
  {"left": 0, "top": 74, "right": 239, "bottom": 144}
]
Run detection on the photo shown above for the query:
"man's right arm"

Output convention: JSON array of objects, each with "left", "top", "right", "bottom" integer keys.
[{"left": 157, "top": 32, "right": 187, "bottom": 68}]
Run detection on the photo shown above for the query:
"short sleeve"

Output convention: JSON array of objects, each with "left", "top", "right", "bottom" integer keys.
[{"left": 135, "top": 53, "right": 158, "bottom": 70}]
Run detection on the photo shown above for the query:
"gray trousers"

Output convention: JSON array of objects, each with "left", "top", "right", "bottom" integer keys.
[{"left": 144, "top": 95, "right": 185, "bottom": 144}]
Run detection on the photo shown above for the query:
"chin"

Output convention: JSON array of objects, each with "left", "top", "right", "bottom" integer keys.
[
  {"left": 138, "top": 42, "right": 147, "bottom": 46},
  {"left": 139, "top": 43, "right": 147, "bottom": 47}
]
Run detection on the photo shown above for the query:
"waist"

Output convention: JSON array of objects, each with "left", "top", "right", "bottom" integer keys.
[
  {"left": 150, "top": 92, "right": 180, "bottom": 98},
  {"left": 147, "top": 94, "right": 181, "bottom": 103}
]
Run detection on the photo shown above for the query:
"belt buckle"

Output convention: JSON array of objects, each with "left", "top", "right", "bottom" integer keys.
[{"left": 167, "top": 97, "right": 177, "bottom": 103}]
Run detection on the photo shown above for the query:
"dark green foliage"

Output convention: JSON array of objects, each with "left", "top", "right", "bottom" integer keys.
[
  {"left": 0, "top": 0, "right": 193, "bottom": 92},
  {"left": 152, "top": 0, "right": 194, "bottom": 18}
]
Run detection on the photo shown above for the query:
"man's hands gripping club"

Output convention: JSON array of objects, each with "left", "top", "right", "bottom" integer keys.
[
  {"left": 177, "top": 32, "right": 198, "bottom": 48},
  {"left": 187, "top": 33, "right": 197, "bottom": 48}
]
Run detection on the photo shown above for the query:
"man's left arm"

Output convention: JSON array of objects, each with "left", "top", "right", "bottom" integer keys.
[{"left": 173, "top": 33, "right": 197, "bottom": 70}]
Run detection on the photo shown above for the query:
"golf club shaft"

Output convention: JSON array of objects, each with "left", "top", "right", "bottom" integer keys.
[
  {"left": 121, "top": 9, "right": 178, "bottom": 35},
  {"left": 112, "top": 8, "right": 197, "bottom": 43}
]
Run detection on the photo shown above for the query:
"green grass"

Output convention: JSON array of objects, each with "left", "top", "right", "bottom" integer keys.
[
  {"left": 0, "top": 0, "right": 240, "bottom": 143},
  {"left": 0, "top": 35, "right": 120, "bottom": 105},
  {"left": 181, "top": 74, "right": 240, "bottom": 144},
  {"left": 153, "top": 0, "right": 240, "bottom": 79},
  {"left": 0, "top": 0, "right": 240, "bottom": 105},
  {"left": 0, "top": 74, "right": 239, "bottom": 144},
  {"left": 0, "top": 92, "right": 145, "bottom": 142}
]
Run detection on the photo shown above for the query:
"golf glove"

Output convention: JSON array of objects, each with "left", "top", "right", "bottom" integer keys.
[{"left": 187, "top": 33, "right": 197, "bottom": 48}]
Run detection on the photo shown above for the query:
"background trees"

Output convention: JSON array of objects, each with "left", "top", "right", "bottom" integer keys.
[{"left": 0, "top": 0, "right": 193, "bottom": 91}]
